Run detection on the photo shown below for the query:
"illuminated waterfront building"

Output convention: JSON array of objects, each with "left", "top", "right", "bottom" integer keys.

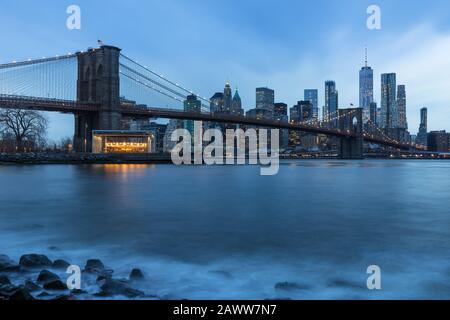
[{"left": 92, "top": 131, "right": 153, "bottom": 154}]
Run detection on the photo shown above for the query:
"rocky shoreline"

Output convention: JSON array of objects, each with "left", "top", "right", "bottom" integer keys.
[{"left": 0, "top": 253, "right": 157, "bottom": 300}]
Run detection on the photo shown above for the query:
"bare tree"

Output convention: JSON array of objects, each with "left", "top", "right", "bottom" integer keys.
[{"left": 0, "top": 109, "right": 49, "bottom": 152}]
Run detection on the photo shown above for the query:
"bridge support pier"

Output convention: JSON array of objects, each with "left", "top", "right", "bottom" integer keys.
[
  {"left": 74, "top": 45, "right": 122, "bottom": 152},
  {"left": 338, "top": 108, "right": 364, "bottom": 159},
  {"left": 74, "top": 113, "right": 96, "bottom": 153}
]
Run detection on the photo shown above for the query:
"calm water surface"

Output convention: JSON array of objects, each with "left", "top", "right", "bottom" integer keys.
[{"left": 1, "top": 160, "right": 450, "bottom": 299}]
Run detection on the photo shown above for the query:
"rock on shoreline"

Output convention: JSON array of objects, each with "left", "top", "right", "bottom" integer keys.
[{"left": 0, "top": 254, "right": 155, "bottom": 301}]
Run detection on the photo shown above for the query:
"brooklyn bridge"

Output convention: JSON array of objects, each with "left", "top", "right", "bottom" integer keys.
[{"left": 0, "top": 45, "right": 414, "bottom": 159}]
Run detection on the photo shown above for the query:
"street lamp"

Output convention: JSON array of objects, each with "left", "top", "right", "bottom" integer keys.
[{"left": 84, "top": 122, "right": 88, "bottom": 153}]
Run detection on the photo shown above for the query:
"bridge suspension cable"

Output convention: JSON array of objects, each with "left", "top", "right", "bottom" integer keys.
[
  {"left": 119, "top": 54, "right": 215, "bottom": 106},
  {"left": 365, "top": 119, "right": 400, "bottom": 144},
  {"left": 119, "top": 58, "right": 211, "bottom": 112},
  {"left": 0, "top": 54, "right": 78, "bottom": 102},
  {"left": 0, "top": 54, "right": 77, "bottom": 70},
  {"left": 120, "top": 71, "right": 185, "bottom": 104},
  {"left": 120, "top": 63, "right": 188, "bottom": 101}
]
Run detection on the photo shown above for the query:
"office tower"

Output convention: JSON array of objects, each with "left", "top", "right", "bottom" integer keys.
[
  {"left": 359, "top": 49, "right": 374, "bottom": 122},
  {"left": 290, "top": 101, "right": 316, "bottom": 150},
  {"left": 274, "top": 103, "right": 289, "bottom": 149},
  {"left": 427, "top": 131, "right": 449, "bottom": 152},
  {"left": 183, "top": 94, "right": 201, "bottom": 136},
  {"left": 421, "top": 107, "right": 428, "bottom": 130},
  {"left": 141, "top": 122, "right": 167, "bottom": 153},
  {"left": 376, "top": 107, "right": 382, "bottom": 125},
  {"left": 256, "top": 87, "right": 275, "bottom": 114},
  {"left": 416, "top": 107, "right": 428, "bottom": 147},
  {"left": 304, "top": 89, "right": 319, "bottom": 119},
  {"left": 163, "top": 119, "right": 183, "bottom": 152},
  {"left": 246, "top": 108, "right": 273, "bottom": 120},
  {"left": 369, "top": 102, "right": 378, "bottom": 125},
  {"left": 381, "top": 73, "right": 397, "bottom": 128},
  {"left": 274, "top": 103, "right": 288, "bottom": 121},
  {"left": 223, "top": 83, "right": 232, "bottom": 113},
  {"left": 210, "top": 92, "right": 223, "bottom": 113},
  {"left": 184, "top": 94, "right": 201, "bottom": 113},
  {"left": 324, "top": 81, "right": 338, "bottom": 124},
  {"left": 397, "top": 85, "right": 408, "bottom": 129},
  {"left": 290, "top": 101, "right": 313, "bottom": 124},
  {"left": 231, "top": 89, "right": 244, "bottom": 116}
]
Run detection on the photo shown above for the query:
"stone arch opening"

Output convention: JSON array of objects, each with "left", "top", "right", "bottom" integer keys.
[{"left": 352, "top": 116, "right": 359, "bottom": 133}]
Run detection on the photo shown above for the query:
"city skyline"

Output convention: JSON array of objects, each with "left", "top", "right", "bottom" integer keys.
[{"left": 1, "top": 0, "right": 450, "bottom": 140}]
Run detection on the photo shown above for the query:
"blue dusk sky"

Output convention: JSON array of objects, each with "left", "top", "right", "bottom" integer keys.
[{"left": 1, "top": 0, "right": 450, "bottom": 141}]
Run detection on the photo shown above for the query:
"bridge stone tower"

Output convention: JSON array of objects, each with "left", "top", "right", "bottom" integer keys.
[
  {"left": 74, "top": 45, "right": 122, "bottom": 152},
  {"left": 338, "top": 108, "right": 363, "bottom": 159}
]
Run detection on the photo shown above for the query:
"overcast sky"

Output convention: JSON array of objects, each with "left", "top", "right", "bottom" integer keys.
[{"left": 1, "top": 0, "right": 450, "bottom": 141}]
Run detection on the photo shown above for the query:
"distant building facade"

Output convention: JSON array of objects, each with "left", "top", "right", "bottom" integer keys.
[
  {"left": 397, "top": 85, "right": 407, "bottom": 129},
  {"left": 416, "top": 107, "right": 428, "bottom": 147},
  {"left": 324, "top": 81, "right": 338, "bottom": 126},
  {"left": 359, "top": 53, "right": 374, "bottom": 122},
  {"left": 304, "top": 89, "right": 319, "bottom": 120},
  {"left": 183, "top": 94, "right": 202, "bottom": 137},
  {"left": 274, "top": 102, "right": 289, "bottom": 149},
  {"left": 231, "top": 89, "right": 244, "bottom": 116},
  {"left": 369, "top": 102, "right": 378, "bottom": 125},
  {"left": 141, "top": 122, "right": 167, "bottom": 153},
  {"left": 163, "top": 119, "right": 183, "bottom": 153},
  {"left": 428, "top": 131, "right": 449, "bottom": 152},
  {"left": 210, "top": 92, "right": 223, "bottom": 113},
  {"left": 290, "top": 101, "right": 314, "bottom": 123},
  {"left": 381, "top": 73, "right": 397, "bottom": 129},
  {"left": 256, "top": 87, "right": 275, "bottom": 116},
  {"left": 223, "top": 83, "right": 233, "bottom": 113}
]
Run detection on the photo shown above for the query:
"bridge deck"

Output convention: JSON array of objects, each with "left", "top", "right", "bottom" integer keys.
[{"left": 0, "top": 95, "right": 411, "bottom": 150}]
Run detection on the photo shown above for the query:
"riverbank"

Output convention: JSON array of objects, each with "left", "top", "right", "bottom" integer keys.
[
  {"left": 0, "top": 153, "right": 172, "bottom": 165},
  {"left": 0, "top": 253, "right": 157, "bottom": 300},
  {"left": 1, "top": 152, "right": 448, "bottom": 165}
]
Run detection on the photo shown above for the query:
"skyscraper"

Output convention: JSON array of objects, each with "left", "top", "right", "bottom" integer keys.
[
  {"left": 223, "top": 83, "right": 232, "bottom": 113},
  {"left": 397, "top": 85, "right": 407, "bottom": 129},
  {"left": 380, "top": 73, "right": 397, "bottom": 129},
  {"left": 290, "top": 101, "right": 313, "bottom": 123},
  {"left": 183, "top": 94, "right": 201, "bottom": 136},
  {"left": 369, "top": 102, "right": 378, "bottom": 125},
  {"left": 274, "top": 102, "right": 289, "bottom": 149},
  {"left": 421, "top": 107, "right": 428, "bottom": 129},
  {"left": 416, "top": 107, "right": 428, "bottom": 147},
  {"left": 231, "top": 89, "right": 244, "bottom": 116},
  {"left": 324, "top": 81, "right": 338, "bottom": 127},
  {"left": 274, "top": 103, "right": 288, "bottom": 121},
  {"left": 256, "top": 87, "right": 275, "bottom": 114},
  {"left": 304, "top": 89, "right": 319, "bottom": 120},
  {"left": 427, "top": 131, "right": 449, "bottom": 152},
  {"left": 210, "top": 92, "right": 223, "bottom": 113},
  {"left": 359, "top": 49, "right": 374, "bottom": 122}
]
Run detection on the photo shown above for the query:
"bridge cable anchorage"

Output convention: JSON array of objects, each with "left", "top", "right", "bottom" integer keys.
[{"left": 119, "top": 54, "right": 219, "bottom": 108}]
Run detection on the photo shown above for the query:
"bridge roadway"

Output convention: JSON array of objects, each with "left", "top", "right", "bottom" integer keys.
[
  {"left": 123, "top": 107, "right": 412, "bottom": 150},
  {"left": 0, "top": 94, "right": 412, "bottom": 150}
]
